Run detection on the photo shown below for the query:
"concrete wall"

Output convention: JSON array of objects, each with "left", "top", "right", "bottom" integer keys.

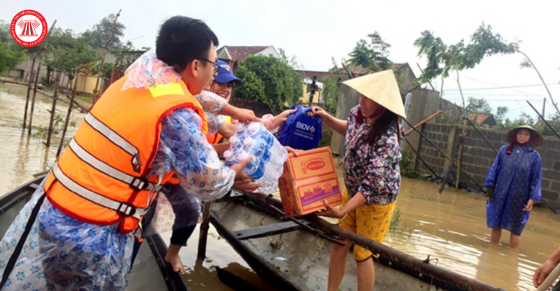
[
  {"left": 417, "top": 123, "right": 560, "bottom": 205},
  {"left": 330, "top": 84, "right": 360, "bottom": 155}
]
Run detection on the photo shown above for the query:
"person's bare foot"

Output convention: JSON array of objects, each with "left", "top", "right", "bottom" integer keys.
[{"left": 165, "top": 244, "right": 186, "bottom": 273}]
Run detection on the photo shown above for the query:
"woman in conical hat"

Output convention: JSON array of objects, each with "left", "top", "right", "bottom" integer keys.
[
  {"left": 485, "top": 125, "right": 543, "bottom": 248},
  {"left": 312, "top": 70, "right": 405, "bottom": 291}
]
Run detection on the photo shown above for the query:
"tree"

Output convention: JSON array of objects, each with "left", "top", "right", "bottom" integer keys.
[
  {"left": 466, "top": 97, "right": 492, "bottom": 114},
  {"left": 45, "top": 28, "right": 98, "bottom": 87},
  {"left": 347, "top": 32, "right": 392, "bottom": 72},
  {"left": 0, "top": 42, "right": 24, "bottom": 73},
  {"left": 321, "top": 58, "right": 343, "bottom": 114},
  {"left": 82, "top": 14, "right": 126, "bottom": 50},
  {"left": 233, "top": 54, "right": 303, "bottom": 114}
]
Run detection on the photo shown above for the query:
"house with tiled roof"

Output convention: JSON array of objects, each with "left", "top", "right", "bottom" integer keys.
[
  {"left": 467, "top": 113, "right": 497, "bottom": 127},
  {"left": 217, "top": 46, "right": 280, "bottom": 63}
]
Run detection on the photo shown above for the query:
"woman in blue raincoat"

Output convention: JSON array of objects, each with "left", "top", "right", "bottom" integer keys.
[{"left": 485, "top": 125, "right": 543, "bottom": 248}]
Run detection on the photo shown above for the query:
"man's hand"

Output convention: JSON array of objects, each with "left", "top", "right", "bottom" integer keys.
[
  {"left": 534, "top": 259, "right": 557, "bottom": 287},
  {"left": 230, "top": 157, "right": 253, "bottom": 180},
  {"left": 232, "top": 177, "right": 261, "bottom": 193}
]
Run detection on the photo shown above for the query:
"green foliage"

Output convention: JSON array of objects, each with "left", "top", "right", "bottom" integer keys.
[
  {"left": 466, "top": 97, "right": 492, "bottom": 114},
  {"left": 389, "top": 208, "right": 413, "bottom": 237},
  {"left": 233, "top": 54, "right": 303, "bottom": 114},
  {"left": 45, "top": 29, "right": 98, "bottom": 82},
  {"left": 0, "top": 42, "right": 25, "bottom": 73},
  {"left": 347, "top": 32, "right": 392, "bottom": 72},
  {"left": 415, "top": 23, "right": 519, "bottom": 84},
  {"left": 81, "top": 14, "right": 126, "bottom": 50},
  {"left": 435, "top": 110, "right": 462, "bottom": 125},
  {"left": 321, "top": 58, "right": 343, "bottom": 114},
  {"left": 318, "top": 126, "right": 333, "bottom": 148},
  {"left": 400, "top": 151, "right": 428, "bottom": 180}
]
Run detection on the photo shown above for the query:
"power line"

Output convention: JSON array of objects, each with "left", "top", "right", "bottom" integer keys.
[{"left": 446, "top": 83, "right": 559, "bottom": 91}]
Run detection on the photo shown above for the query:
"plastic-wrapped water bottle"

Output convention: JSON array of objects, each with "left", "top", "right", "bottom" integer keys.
[{"left": 224, "top": 122, "right": 288, "bottom": 193}]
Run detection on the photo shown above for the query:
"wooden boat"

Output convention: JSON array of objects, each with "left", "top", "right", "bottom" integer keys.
[
  {"left": 210, "top": 192, "right": 505, "bottom": 291},
  {"left": 0, "top": 177, "right": 189, "bottom": 291}
]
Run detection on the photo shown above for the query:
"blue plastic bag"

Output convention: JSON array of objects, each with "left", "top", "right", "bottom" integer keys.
[{"left": 277, "top": 104, "right": 323, "bottom": 150}]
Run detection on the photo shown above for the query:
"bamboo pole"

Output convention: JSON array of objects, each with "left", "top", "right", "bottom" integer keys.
[
  {"left": 455, "top": 71, "right": 467, "bottom": 190},
  {"left": 56, "top": 73, "right": 80, "bottom": 158},
  {"left": 28, "top": 20, "right": 57, "bottom": 134},
  {"left": 404, "top": 110, "right": 442, "bottom": 136},
  {"left": 416, "top": 63, "right": 435, "bottom": 90},
  {"left": 454, "top": 104, "right": 498, "bottom": 153},
  {"left": 527, "top": 101, "right": 560, "bottom": 140},
  {"left": 402, "top": 118, "right": 483, "bottom": 189},
  {"left": 23, "top": 54, "right": 37, "bottom": 129},
  {"left": 45, "top": 71, "right": 61, "bottom": 147},
  {"left": 197, "top": 201, "right": 214, "bottom": 259},
  {"left": 404, "top": 138, "right": 437, "bottom": 176},
  {"left": 244, "top": 192, "right": 502, "bottom": 291},
  {"left": 92, "top": 10, "right": 121, "bottom": 107},
  {"left": 518, "top": 50, "right": 560, "bottom": 117}
]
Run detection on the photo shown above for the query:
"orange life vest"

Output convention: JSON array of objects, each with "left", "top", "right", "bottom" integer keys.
[
  {"left": 44, "top": 76, "right": 208, "bottom": 234},
  {"left": 206, "top": 115, "right": 232, "bottom": 144}
]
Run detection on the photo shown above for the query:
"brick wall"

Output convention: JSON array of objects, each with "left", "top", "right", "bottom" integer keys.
[{"left": 416, "top": 124, "right": 560, "bottom": 204}]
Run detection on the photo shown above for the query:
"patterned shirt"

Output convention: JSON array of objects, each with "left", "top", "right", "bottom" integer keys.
[{"left": 343, "top": 106, "right": 401, "bottom": 205}]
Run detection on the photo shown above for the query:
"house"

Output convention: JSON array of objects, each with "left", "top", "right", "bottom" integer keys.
[
  {"left": 467, "top": 113, "right": 497, "bottom": 127},
  {"left": 217, "top": 45, "right": 280, "bottom": 64}
]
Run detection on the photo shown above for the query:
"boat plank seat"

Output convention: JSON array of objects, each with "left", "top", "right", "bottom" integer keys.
[{"left": 232, "top": 221, "right": 304, "bottom": 240}]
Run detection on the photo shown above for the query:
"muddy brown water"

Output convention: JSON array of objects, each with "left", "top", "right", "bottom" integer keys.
[{"left": 1, "top": 84, "right": 558, "bottom": 290}]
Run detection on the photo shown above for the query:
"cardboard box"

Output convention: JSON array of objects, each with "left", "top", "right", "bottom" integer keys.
[{"left": 278, "top": 147, "right": 342, "bottom": 217}]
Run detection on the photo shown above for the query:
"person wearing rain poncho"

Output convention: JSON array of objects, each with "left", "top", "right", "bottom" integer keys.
[
  {"left": 0, "top": 16, "right": 256, "bottom": 290},
  {"left": 485, "top": 125, "right": 543, "bottom": 248},
  {"left": 312, "top": 71, "right": 405, "bottom": 291}
]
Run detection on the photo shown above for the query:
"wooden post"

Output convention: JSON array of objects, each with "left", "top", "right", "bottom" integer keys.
[
  {"left": 402, "top": 118, "right": 483, "bottom": 189},
  {"left": 542, "top": 98, "right": 546, "bottom": 117},
  {"left": 527, "top": 101, "right": 560, "bottom": 140},
  {"left": 197, "top": 201, "right": 214, "bottom": 259},
  {"left": 57, "top": 74, "right": 80, "bottom": 158},
  {"left": 404, "top": 138, "right": 437, "bottom": 176},
  {"left": 56, "top": 74, "right": 80, "bottom": 160},
  {"left": 92, "top": 9, "right": 121, "bottom": 107},
  {"left": 45, "top": 71, "right": 61, "bottom": 147},
  {"left": 454, "top": 104, "right": 498, "bottom": 153},
  {"left": 455, "top": 71, "right": 467, "bottom": 190},
  {"left": 23, "top": 54, "right": 37, "bottom": 129},
  {"left": 404, "top": 110, "right": 441, "bottom": 136},
  {"left": 28, "top": 20, "right": 57, "bottom": 135}
]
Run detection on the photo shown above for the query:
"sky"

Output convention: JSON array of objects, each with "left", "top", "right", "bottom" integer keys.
[{"left": 2, "top": 0, "right": 559, "bottom": 120}]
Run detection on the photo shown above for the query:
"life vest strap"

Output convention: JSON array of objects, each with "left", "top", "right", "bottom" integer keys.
[
  {"left": 52, "top": 164, "right": 154, "bottom": 220},
  {"left": 68, "top": 138, "right": 157, "bottom": 191},
  {"left": 84, "top": 113, "right": 142, "bottom": 173}
]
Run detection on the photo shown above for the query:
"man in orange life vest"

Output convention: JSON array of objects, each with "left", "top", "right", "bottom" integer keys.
[{"left": 0, "top": 16, "right": 257, "bottom": 290}]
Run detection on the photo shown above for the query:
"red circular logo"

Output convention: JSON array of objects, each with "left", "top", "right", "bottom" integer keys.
[{"left": 10, "top": 10, "right": 48, "bottom": 47}]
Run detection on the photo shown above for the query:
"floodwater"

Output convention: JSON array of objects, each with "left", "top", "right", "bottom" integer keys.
[{"left": 1, "top": 83, "right": 559, "bottom": 290}]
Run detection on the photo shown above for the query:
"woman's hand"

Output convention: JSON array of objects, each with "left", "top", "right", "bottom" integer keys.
[
  {"left": 221, "top": 104, "right": 261, "bottom": 123},
  {"left": 317, "top": 200, "right": 346, "bottom": 219},
  {"left": 310, "top": 106, "right": 329, "bottom": 120},
  {"left": 533, "top": 259, "right": 557, "bottom": 287},
  {"left": 274, "top": 108, "right": 297, "bottom": 128},
  {"left": 523, "top": 199, "right": 534, "bottom": 211},
  {"left": 284, "top": 146, "right": 300, "bottom": 156}
]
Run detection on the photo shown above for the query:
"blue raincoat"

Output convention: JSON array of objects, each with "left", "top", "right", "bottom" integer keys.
[{"left": 485, "top": 144, "right": 542, "bottom": 236}]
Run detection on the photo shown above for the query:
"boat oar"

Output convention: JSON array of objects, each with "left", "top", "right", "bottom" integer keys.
[{"left": 536, "top": 263, "right": 560, "bottom": 291}]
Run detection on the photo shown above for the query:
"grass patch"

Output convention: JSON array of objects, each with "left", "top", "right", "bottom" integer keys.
[{"left": 400, "top": 151, "right": 428, "bottom": 180}]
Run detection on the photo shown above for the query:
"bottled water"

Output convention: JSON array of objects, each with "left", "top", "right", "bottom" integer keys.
[{"left": 224, "top": 122, "right": 288, "bottom": 193}]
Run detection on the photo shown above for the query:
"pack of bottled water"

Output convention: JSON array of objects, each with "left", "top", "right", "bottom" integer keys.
[{"left": 224, "top": 122, "right": 288, "bottom": 194}]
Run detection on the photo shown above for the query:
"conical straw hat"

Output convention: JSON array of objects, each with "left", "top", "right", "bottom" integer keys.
[
  {"left": 342, "top": 69, "right": 406, "bottom": 118},
  {"left": 506, "top": 125, "right": 544, "bottom": 148}
]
